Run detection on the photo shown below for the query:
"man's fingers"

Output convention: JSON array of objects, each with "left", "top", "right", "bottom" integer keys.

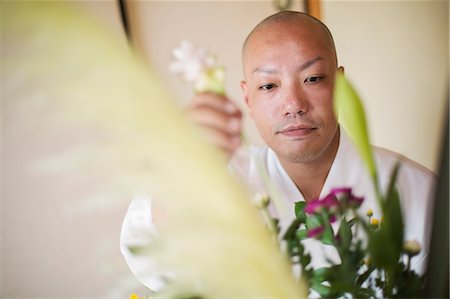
[
  {"left": 188, "top": 105, "right": 242, "bottom": 134},
  {"left": 191, "top": 92, "right": 241, "bottom": 116},
  {"left": 197, "top": 126, "right": 242, "bottom": 157},
  {"left": 186, "top": 92, "right": 244, "bottom": 158}
]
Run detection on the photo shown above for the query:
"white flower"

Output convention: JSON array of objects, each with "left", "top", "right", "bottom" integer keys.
[
  {"left": 169, "top": 40, "right": 225, "bottom": 95},
  {"left": 169, "top": 40, "right": 215, "bottom": 82},
  {"left": 252, "top": 192, "right": 271, "bottom": 209}
]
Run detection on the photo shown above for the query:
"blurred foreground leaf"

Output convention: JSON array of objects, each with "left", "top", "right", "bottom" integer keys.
[{"left": 2, "top": 3, "right": 306, "bottom": 298}]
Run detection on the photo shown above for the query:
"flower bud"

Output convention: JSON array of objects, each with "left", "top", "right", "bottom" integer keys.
[
  {"left": 253, "top": 193, "right": 270, "bottom": 208},
  {"left": 370, "top": 218, "right": 379, "bottom": 229},
  {"left": 366, "top": 209, "right": 373, "bottom": 217},
  {"left": 403, "top": 240, "right": 421, "bottom": 256}
]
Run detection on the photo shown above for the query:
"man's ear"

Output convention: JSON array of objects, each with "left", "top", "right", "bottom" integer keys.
[
  {"left": 240, "top": 80, "right": 254, "bottom": 119},
  {"left": 240, "top": 80, "right": 250, "bottom": 108}
]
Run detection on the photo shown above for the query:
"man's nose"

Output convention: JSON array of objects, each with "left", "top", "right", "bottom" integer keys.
[{"left": 282, "top": 84, "right": 309, "bottom": 117}]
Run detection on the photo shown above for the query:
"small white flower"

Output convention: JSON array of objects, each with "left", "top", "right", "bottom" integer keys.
[
  {"left": 169, "top": 40, "right": 215, "bottom": 82},
  {"left": 169, "top": 40, "right": 225, "bottom": 94},
  {"left": 252, "top": 192, "right": 271, "bottom": 209}
]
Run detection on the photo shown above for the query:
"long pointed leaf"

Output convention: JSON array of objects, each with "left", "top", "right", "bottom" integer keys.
[{"left": 333, "top": 73, "right": 378, "bottom": 193}]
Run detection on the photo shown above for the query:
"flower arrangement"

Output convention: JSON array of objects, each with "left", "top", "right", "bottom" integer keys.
[
  {"left": 130, "top": 42, "right": 426, "bottom": 299},
  {"left": 282, "top": 185, "right": 424, "bottom": 298}
]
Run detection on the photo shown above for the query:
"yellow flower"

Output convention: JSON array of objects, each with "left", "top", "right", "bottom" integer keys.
[
  {"left": 129, "top": 294, "right": 151, "bottom": 299},
  {"left": 370, "top": 218, "right": 380, "bottom": 229},
  {"left": 403, "top": 240, "right": 421, "bottom": 256},
  {"left": 366, "top": 209, "right": 373, "bottom": 217}
]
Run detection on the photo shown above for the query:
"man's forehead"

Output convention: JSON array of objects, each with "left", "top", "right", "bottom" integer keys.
[{"left": 242, "top": 18, "right": 337, "bottom": 70}]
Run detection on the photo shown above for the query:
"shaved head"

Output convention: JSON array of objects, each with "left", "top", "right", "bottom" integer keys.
[{"left": 242, "top": 11, "right": 338, "bottom": 71}]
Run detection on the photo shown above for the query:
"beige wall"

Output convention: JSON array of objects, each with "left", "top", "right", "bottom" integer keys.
[
  {"left": 323, "top": 0, "right": 448, "bottom": 172},
  {"left": 129, "top": 0, "right": 448, "bottom": 172}
]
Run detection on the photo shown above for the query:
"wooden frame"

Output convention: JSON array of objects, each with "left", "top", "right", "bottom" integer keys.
[{"left": 305, "top": 0, "right": 321, "bottom": 20}]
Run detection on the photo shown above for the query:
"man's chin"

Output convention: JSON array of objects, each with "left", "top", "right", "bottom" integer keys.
[{"left": 278, "top": 148, "right": 320, "bottom": 164}]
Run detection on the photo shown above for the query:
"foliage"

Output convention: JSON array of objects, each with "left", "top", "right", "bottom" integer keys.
[{"left": 280, "top": 185, "right": 425, "bottom": 298}]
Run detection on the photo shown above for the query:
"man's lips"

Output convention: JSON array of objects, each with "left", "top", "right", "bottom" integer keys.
[{"left": 276, "top": 125, "right": 317, "bottom": 137}]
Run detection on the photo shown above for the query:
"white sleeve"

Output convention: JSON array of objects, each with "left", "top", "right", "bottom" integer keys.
[{"left": 119, "top": 196, "right": 168, "bottom": 292}]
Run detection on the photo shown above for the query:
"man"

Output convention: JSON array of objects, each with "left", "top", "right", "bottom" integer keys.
[
  {"left": 122, "top": 10, "right": 436, "bottom": 290},
  {"left": 187, "top": 9, "right": 435, "bottom": 269}
]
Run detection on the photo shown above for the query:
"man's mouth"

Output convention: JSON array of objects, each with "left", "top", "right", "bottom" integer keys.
[{"left": 276, "top": 125, "right": 317, "bottom": 137}]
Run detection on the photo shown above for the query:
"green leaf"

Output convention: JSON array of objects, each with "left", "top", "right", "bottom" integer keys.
[
  {"left": 295, "top": 201, "right": 307, "bottom": 222},
  {"left": 383, "top": 164, "right": 404, "bottom": 251},
  {"left": 356, "top": 265, "right": 376, "bottom": 286},
  {"left": 321, "top": 222, "right": 334, "bottom": 245},
  {"left": 333, "top": 73, "right": 378, "bottom": 189},
  {"left": 312, "top": 267, "right": 329, "bottom": 283},
  {"left": 369, "top": 163, "right": 404, "bottom": 272},
  {"left": 311, "top": 282, "right": 332, "bottom": 297},
  {"left": 306, "top": 214, "right": 322, "bottom": 228},
  {"left": 337, "top": 217, "right": 352, "bottom": 249},
  {"left": 282, "top": 218, "right": 302, "bottom": 240},
  {"left": 296, "top": 228, "right": 308, "bottom": 240}
]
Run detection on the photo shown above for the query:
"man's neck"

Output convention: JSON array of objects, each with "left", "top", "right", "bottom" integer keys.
[{"left": 279, "top": 129, "right": 340, "bottom": 202}]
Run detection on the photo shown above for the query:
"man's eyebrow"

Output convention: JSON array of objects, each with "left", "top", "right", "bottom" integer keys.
[
  {"left": 251, "top": 56, "right": 325, "bottom": 74},
  {"left": 252, "top": 66, "right": 277, "bottom": 75},
  {"left": 299, "top": 56, "right": 325, "bottom": 71}
]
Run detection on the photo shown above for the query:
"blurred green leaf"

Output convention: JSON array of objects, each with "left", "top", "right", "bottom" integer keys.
[
  {"left": 295, "top": 201, "right": 307, "bottom": 222},
  {"left": 333, "top": 73, "right": 378, "bottom": 189},
  {"left": 296, "top": 228, "right": 308, "bottom": 240},
  {"left": 306, "top": 214, "right": 322, "bottom": 228},
  {"left": 369, "top": 163, "right": 404, "bottom": 274},
  {"left": 312, "top": 282, "right": 332, "bottom": 297},
  {"left": 312, "top": 267, "right": 329, "bottom": 283},
  {"left": 321, "top": 223, "right": 334, "bottom": 245},
  {"left": 337, "top": 217, "right": 352, "bottom": 249},
  {"left": 283, "top": 218, "right": 302, "bottom": 240}
]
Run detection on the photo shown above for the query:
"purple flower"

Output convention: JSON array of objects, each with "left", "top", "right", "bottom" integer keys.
[
  {"left": 348, "top": 195, "right": 364, "bottom": 207},
  {"left": 304, "top": 198, "right": 323, "bottom": 214},
  {"left": 330, "top": 187, "right": 352, "bottom": 197},
  {"left": 323, "top": 193, "right": 340, "bottom": 210},
  {"left": 329, "top": 214, "right": 337, "bottom": 223},
  {"left": 307, "top": 226, "right": 325, "bottom": 238},
  {"left": 330, "top": 187, "right": 364, "bottom": 209},
  {"left": 305, "top": 193, "right": 341, "bottom": 215}
]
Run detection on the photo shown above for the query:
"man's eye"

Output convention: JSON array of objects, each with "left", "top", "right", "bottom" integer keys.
[
  {"left": 304, "top": 76, "right": 323, "bottom": 83},
  {"left": 259, "top": 83, "right": 276, "bottom": 90}
]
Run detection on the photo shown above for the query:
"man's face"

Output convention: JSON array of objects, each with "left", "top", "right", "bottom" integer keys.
[{"left": 241, "top": 20, "right": 340, "bottom": 165}]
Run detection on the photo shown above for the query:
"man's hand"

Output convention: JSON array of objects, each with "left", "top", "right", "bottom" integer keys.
[{"left": 186, "top": 92, "right": 243, "bottom": 158}]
